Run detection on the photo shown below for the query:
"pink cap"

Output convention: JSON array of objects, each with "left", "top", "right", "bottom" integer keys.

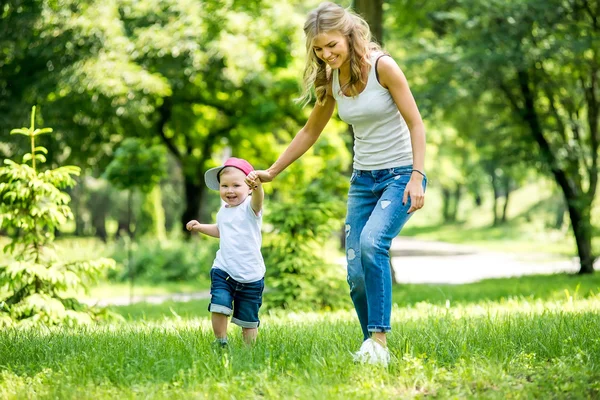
[{"left": 204, "top": 157, "right": 254, "bottom": 191}]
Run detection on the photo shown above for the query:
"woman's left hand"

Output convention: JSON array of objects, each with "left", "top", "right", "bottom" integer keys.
[{"left": 403, "top": 177, "right": 425, "bottom": 214}]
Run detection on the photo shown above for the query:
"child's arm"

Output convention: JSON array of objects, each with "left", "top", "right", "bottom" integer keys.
[
  {"left": 186, "top": 221, "right": 220, "bottom": 238},
  {"left": 247, "top": 171, "right": 264, "bottom": 216}
]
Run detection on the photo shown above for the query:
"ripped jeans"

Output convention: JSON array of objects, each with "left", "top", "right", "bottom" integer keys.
[{"left": 345, "top": 165, "right": 427, "bottom": 340}]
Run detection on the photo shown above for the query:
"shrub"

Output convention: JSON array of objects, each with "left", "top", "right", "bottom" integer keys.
[
  {"left": 262, "top": 183, "right": 350, "bottom": 311},
  {"left": 0, "top": 107, "right": 116, "bottom": 327}
]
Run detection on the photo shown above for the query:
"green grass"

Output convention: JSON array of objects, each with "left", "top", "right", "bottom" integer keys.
[
  {"left": 2, "top": 274, "right": 598, "bottom": 399},
  {"left": 87, "top": 281, "right": 210, "bottom": 300},
  {"left": 392, "top": 272, "right": 600, "bottom": 306},
  {"left": 111, "top": 299, "right": 211, "bottom": 321},
  {"left": 104, "top": 272, "right": 600, "bottom": 321},
  {"left": 2, "top": 299, "right": 598, "bottom": 398}
]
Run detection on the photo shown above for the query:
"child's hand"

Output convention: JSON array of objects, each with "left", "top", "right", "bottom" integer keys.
[
  {"left": 186, "top": 220, "right": 200, "bottom": 232},
  {"left": 246, "top": 171, "right": 261, "bottom": 191}
]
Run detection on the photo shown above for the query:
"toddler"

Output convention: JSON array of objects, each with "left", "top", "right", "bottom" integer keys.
[{"left": 186, "top": 157, "right": 265, "bottom": 346}]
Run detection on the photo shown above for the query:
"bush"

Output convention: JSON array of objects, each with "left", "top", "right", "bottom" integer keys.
[
  {"left": 0, "top": 107, "right": 117, "bottom": 327},
  {"left": 262, "top": 183, "right": 350, "bottom": 311}
]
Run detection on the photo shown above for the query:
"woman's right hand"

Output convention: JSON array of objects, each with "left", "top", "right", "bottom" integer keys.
[{"left": 246, "top": 170, "right": 274, "bottom": 186}]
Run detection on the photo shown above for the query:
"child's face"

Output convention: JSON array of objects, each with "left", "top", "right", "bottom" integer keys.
[{"left": 218, "top": 167, "right": 251, "bottom": 207}]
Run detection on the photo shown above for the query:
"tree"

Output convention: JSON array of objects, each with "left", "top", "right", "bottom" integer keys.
[
  {"left": 0, "top": 0, "right": 170, "bottom": 168},
  {"left": 104, "top": 137, "right": 167, "bottom": 301},
  {"left": 354, "top": 0, "right": 383, "bottom": 44},
  {"left": 387, "top": 0, "right": 598, "bottom": 273},
  {"left": 2, "top": 0, "right": 353, "bottom": 232},
  {"left": 449, "top": 95, "right": 532, "bottom": 225},
  {"left": 118, "top": 0, "right": 308, "bottom": 230},
  {"left": 0, "top": 107, "right": 116, "bottom": 327},
  {"left": 434, "top": 0, "right": 599, "bottom": 273}
]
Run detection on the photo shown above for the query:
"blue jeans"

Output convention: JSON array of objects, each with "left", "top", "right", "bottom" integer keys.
[
  {"left": 208, "top": 268, "right": 265, "bottom": 328},
  {"left": 345, "top": 166, "right": 427, "bottom": 340}
]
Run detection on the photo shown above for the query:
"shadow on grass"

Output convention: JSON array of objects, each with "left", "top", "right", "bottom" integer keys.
[{"left": 393, "top": 271, "right": 600, "bottom": 306}]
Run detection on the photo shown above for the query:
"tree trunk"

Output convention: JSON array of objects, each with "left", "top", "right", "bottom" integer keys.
[
  {"left": 353, "top": 0, "right": 383, "bottom": 44},
  {"left": 501, "top": 176, "right": 511, "bottom": 223},
  {"left": 441, "top": 187, "right": 451, "bottom": 222},
  {"left": 117, "top": 218, "right": 129, "bottom": 239},
  {"left": 501, "top": 194, "right": 510, "bottom": 224},
  {"left": 91, "top": 209, "right": 108, "bottom": 242},
  {"left": 136, "top": 185, "right": 166, "bottom": 240},
  {"left": 72, "top": 188, "right": 86, "bottom": 236},
  {"left": 554, "top": 199, "right": 565, "bottom": 229},
  {"left": 450, "top": 186, "right": 461, "bottom": 222},
  {"left": 181, "top": 177, "right": 206, "bottom": 235},
  {"left": 88, "top": 187, "right": 111, "bottom": 241},
  {"left": 117, "top": 192, "right": 135, "bottom": 239},
  {"left": 516, "top": 69, "right": 596, "bottom": 274},
  {"left": 69, "top": 177, "right": 87, "bottom": 236},
  {"left": 474, "top": 193, "right": 482, "bottom": 207},
  {"left": 565, "top": 198, "right": 595, "bottom": 274},
  {"left": 74, "top": 209, "right": 86, "bottom": 236},
  {"left": 491, "top": 173, "right": 500, "bottom": 226}
]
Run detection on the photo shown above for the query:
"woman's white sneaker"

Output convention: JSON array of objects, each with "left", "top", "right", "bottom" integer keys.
[{"left": 353, "top": 338, "right": 390, "bottom": 367}]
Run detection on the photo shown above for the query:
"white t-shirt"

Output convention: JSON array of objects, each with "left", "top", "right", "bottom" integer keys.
[{"left": 213, "top": 196, "right": 265, "bottom": 283}]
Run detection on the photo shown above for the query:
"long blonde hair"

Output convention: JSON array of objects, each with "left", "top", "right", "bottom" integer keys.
[{"left": 298, "top": 2, "right": 381, "bottom": 106}]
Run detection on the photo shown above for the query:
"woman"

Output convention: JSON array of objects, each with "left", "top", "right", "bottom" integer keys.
[{"left": 248, "top": 2, "right": 427, "bottom": 366}]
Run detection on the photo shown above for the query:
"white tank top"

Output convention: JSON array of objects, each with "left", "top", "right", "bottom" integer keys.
[{"left": 332, "top": 53, "right": 413, "bottom": 170}]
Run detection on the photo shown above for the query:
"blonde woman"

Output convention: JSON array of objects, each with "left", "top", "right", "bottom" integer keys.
[{"left": 248, "top": 2, "right": 427, "bottom": 366}]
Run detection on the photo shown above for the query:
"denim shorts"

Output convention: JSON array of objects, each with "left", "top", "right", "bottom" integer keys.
[{"left": 208, "top": 268, "right": 265, "bottom": 328}]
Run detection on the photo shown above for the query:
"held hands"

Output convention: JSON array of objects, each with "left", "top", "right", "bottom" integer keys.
[
  {"left": 245, "top": 170, "right": 274, "bottom": 188},
  {"left": 402, "top": 174, "right": 425, "bottom": 214},
  {"left": 245, "top": 170, "right": 269, "bottom": 190},
  {"left": 186, "top": 220, "right": 201, "bottom": 232}
]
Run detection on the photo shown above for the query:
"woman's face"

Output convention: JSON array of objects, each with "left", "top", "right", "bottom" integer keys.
[{"left": 312, "top": 30, "right": 349, "bottom": 70}]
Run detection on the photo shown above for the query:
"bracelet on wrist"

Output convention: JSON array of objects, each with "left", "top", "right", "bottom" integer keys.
[{"left": 411, "top": 169, "right": 426, "bottom": 178}]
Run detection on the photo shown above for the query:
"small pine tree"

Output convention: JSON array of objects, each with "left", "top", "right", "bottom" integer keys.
[{"left": 0, "top": 106, "right": 116, "bottom": 327}]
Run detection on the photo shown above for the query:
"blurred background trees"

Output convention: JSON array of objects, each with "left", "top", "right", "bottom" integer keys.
[{"left": 386, "top": 0, "right": 599, "bottom": 274}]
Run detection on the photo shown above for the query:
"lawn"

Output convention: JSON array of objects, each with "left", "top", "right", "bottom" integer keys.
[
  {"left": 2, "top": 181, "right": 600, "bottom": 398},
  {"left": 1, "top": 273, "right": 599, "bottom": 399}
]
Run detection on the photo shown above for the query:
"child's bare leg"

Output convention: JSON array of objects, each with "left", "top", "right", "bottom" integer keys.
[
  {"left": 242, "top": 327, "right": 258, "bottom": 345},
  {"left": 212, "top": 312, "right": 228, "bottom": 339}
]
